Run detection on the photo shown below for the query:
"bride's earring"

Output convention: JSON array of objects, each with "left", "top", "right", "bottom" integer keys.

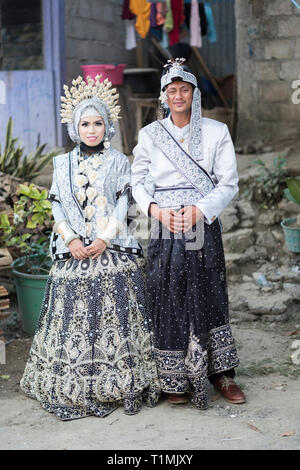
[{"left": 103, "top": 137, "right": 111, "bottom": 149}]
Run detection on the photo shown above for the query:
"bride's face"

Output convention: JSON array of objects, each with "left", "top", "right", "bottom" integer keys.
[{"left": 79, "top": 115, "right": 106, "bottom": 146}]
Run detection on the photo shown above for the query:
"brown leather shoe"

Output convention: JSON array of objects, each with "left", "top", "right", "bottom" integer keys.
[
  {"left": 167, "top": 393, "right": 189, "bottom": 404},
  {"left": 213, "top": 376, "right": 246, "bottom": 404}
]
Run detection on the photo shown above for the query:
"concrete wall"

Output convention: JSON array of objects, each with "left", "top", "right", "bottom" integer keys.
[
  {"left": 235, "top": 0, "right": 300, "bottom": 145},
  {"left": 64, "top": 0, "right": 136, "bottom": 84}
]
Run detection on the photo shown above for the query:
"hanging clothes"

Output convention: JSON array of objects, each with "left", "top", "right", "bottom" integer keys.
[
  {"left": 150, "top": 3, "right": 158, "bottom": 27},
  {"left": 130, "top": 0, "right": 151, "bottom": 39},
  {"left": 125, "top": 19, "right": 137, "bottom": 50},
  {"left": 163, "top": 0, "right": 174, "bottom": 33},
  {"left": 156, "top": 2, "right": 167, "bottom": 26},
  {"left": 199, "top": 3, "right": 208, "bottom": 36},
  {"left": 204, "top": 2, "right": 217, "bottom": 43},
  {"left": 190, "top": 0, "right": 202, "bottom": 48},
  {"left": 169, "top": 0, "right": 184, "bottom": 46},
  {"left": 184, "top": 2, "right": 208, "bottom": 37},
  {"left": 122, "top": 0, "right": 135, "bottom": 20}
]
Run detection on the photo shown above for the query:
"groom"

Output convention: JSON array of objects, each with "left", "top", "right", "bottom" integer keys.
[{"left": 131, "top": 59, "right": 245, "bottom": 409}]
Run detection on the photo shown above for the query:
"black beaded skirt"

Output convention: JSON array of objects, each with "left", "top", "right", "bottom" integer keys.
[
  {"left": 20, "top": 251, "right": 161, "bottom": 420},
  {"left": 146, "top": 219, "right": 239, "bottom": 409}
]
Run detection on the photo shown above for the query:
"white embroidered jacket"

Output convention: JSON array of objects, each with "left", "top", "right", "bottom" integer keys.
[
  {"left": 131, "top": 116, "right": 239, "bottom": 224},
  {"left": 49, "top": 146, "right": 141, "bottom": 260}
]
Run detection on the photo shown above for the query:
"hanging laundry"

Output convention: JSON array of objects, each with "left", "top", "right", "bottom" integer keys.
[
  {"left": 156, "top": 2, "right": 167, "bottom": 26},
  {"left": 163, "top": 0, "right": 174, "bottom": 33},
  {"left": 122, "top": 0, "right": 135, "bottom": 20},
  {"left": 199, "top": 3, "right": 208, "bottom": 36},
  {"left": 162, "top": 30, "right": 169, "bottom": 48},
  {"left": 169, "top": 0, "right": 184, "bottom": 46},
  {"left": 184, "top": 2, "right": 208, "bottom": 37},
  {"left": 130, "top": 0, "right": 151, "bottom": 39},
  {"left": 150, "top": 3, "right": 157, "bottom": 27},
  {"left": 125, "top": 19, "right": 137, "bottom": 50},
  {"left": 190, "top": 0, "right": 202, "bottom": 48},
  {"left": 204, "top": 2, "right": 217, "bottom": 43}
]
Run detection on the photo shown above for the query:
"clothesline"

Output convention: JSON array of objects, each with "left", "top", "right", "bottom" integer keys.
[{"left": 122, "top": 0, "right": 217, "bottom": 51}]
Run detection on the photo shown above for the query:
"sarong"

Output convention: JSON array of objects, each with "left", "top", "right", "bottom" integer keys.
[
  {"left": 146, "top": 211, "right": 239, "bottom": 410},
  {"left": 20, "top": 251, "right": 161, "bottom": 420}
]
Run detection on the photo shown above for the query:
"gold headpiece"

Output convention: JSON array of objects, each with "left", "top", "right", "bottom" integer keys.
[{"left": 60, "top": 75, "right": 121, "bottom": 124}]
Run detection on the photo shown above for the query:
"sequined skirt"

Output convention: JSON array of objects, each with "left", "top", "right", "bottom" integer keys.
[
  {"left": 20, "top": 251, "right": 161, "bottom": 420},
  {"left": 146, "top": 220, "right": 239, "bottom": 409}
]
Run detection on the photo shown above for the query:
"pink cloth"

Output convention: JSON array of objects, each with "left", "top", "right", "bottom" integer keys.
[{"left": 190, "top": 0, "right": 202, "bottom": 48}]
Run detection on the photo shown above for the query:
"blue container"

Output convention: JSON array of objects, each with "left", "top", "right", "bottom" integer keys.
[{"left": 281, "top": 217, "right": 300, "bottom": 253}]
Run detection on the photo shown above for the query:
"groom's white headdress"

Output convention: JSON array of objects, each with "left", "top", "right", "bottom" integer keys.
[{"left": 159, "top": 58, "right": 203, "bottom": 161}]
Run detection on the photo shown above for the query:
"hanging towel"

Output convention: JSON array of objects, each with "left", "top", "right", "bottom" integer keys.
[
  {"left": 204, "top": 3, "right": 217, "bottom": 43},
  {"left": 190, "top": 0, "right": 202, "bottom": 48},
  {"left": 125, "top": 19, "right": 137, "bottom": 49},
  {"left": 130, "top": 0, "right": 151, "bottom": 39},
  {"left": 169, "top": 0, "right": 183, "bottom": 46},
  {"left": 163, "top": 0, "right": 174, "bottom": 33},
  {"left": 122, "top": 0, "right": 135, "bottom": 20}
]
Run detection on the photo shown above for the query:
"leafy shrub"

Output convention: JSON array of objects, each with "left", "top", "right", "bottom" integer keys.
[
  {"left": 0, "top": 183, "right": 53, "bottom": 274},
  {"left": 0, "top": 117, "right": 58, "bottom": 181},
  {"left": 243, "top": 152, "right": 288, "bottom": 207}
]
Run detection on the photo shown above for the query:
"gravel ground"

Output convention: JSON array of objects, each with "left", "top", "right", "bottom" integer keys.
[{"left": 1, "top": 315, "right": 300, "bottom": 451}]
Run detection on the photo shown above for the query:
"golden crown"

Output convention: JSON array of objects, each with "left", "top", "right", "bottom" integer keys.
[{"left": 60, "top": 75, "right": 121, "bottom": 124}]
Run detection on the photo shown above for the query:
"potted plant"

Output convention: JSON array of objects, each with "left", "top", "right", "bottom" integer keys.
[
  {"left": 281, "top": 178, "right": 300, "bottom": 253},
  {"left": 0, "top": 183, "right": 53, "bottom": 334}
]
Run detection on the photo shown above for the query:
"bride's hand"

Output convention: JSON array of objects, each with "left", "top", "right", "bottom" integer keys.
[
  {"left": 86, "top": 239, "right": 107, "bottom": 259},
  {"left": 69, "top": 239, "right": 90, "bottom": 260}
]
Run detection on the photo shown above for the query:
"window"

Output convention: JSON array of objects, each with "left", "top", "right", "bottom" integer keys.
[{"left": 0, "top": 0, "right": 43, "bottom": 71}]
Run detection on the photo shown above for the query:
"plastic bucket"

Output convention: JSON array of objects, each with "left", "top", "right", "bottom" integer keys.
[
  {"left": 281, "top": 217, "right": 300, "bottom": 253},
  {"left": 12, "top": 257, "right": 49, "bottom": 335},
  {"left": 81, "top": 64, "right": 126, "bottom": 86}
]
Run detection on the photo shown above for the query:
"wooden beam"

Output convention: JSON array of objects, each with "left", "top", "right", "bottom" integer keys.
[
  {"left": 136, "top": 40, "right": 144, "bottom": 68},
  {"left": 192, "top": 46, "right": 230, "bottom": 110},
  {"left": 150, "top": 36, "right": 173, "bottom": 61}
]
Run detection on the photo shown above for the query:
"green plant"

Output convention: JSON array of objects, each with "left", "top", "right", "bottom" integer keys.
[
  {"left": 0, "top": 117, "right": 58, "bottom": 181},
  {"left": 0, "top": 183, "right": 53, "bottom": 274},
  {"left": 284, "top": 178, "right": 300, "bottom": 226},
  {"left": 243, "top": 152, "right": 288, "bottom": 207}
]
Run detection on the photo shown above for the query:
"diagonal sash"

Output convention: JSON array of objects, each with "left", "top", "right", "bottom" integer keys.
[{"left": 146, "top": 121, "right": 215, "bottom": 198}]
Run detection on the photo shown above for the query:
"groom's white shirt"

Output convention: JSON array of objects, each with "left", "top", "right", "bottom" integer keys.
[{"left": 131, "top": 115, "right": 239, "bottom": 225}]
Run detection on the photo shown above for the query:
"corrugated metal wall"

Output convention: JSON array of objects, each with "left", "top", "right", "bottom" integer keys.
[{"left": 200, "top": 0, "right": 236, "bottom": 77}]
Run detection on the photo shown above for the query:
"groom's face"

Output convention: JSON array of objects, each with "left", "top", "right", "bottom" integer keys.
[{"left": 166, "top": 80, "right": 193, "bottom": 115}]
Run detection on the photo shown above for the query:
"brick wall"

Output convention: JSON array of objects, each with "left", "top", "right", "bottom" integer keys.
[
  {"left": 64, "top": 0, "right": 136, "bottom": 84},
  {"left": 235, "top": 0, "right": 300, "bottom": 144}
]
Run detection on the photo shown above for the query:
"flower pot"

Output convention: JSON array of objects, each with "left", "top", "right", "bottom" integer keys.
[
  {"left": 12, "top": 256, "right": 49, "bottom": 335},
  {"left": 281, "top": 217, "right": 300, "bottom": 253},
  {"left": 81, "top": 64, "right": 126, "bottom": 86}
]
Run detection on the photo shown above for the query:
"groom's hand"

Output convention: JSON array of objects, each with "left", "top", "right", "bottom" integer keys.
[
  {"left": 178, "top": 206, "right": 204, "bottom": 232},
  {"left": 149, "top": 203, "right": 184, "bottom": 233}
]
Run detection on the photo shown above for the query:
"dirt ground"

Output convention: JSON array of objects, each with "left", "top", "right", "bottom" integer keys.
[{"left": 1, "top": 311, "right": 300, "bottom": 451}]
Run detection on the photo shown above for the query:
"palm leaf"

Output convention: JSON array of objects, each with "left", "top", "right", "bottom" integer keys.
[{"left": 286, "top": 178, "right": 300, "bottom": 205}]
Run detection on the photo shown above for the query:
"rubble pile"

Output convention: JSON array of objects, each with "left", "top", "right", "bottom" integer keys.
[{"left": 223, "top": 194, "right": 300, "bottom": 324}]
